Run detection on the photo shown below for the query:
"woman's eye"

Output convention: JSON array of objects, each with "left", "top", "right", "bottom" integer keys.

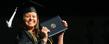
[
  {"left": 25, "top": 16, "right": 29, "bottom": 18},
  {"left": 32, "top": 16, "right": 36, "bottom": 18}
]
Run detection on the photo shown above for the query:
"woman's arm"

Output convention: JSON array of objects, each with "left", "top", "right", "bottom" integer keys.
[
  {"left": 57, "top": 20, "right": 68, "bottom": 44},
  {"left": 58, "top": 32, "right": 64, "bottom": 44},
  {"left": 41, "top": 26, "right": 50, "bottom": 44}
]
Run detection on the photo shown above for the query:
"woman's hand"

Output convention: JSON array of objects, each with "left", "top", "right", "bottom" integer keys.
[
  {"left": 58, "top": 20, "right": 68, "bottom": 44},
  {"left": 41, "top": 26, "right": 50, "bottom": 44},
  {"left": 62, "top": 20, "right": 68, "bottom": 28}
]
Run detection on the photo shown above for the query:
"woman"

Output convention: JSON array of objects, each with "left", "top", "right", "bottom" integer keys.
[{"left": 16, "top": 5, "right": 68, "bottom": 44}]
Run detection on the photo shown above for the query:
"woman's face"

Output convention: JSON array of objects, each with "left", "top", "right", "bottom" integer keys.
[{"left": 23, "top": 12, "right": 38, "bottom": 28}]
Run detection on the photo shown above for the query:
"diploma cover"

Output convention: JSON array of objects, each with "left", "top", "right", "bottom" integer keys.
[{"left": 40, "top": 16, "right": 68, "bottom": 37}]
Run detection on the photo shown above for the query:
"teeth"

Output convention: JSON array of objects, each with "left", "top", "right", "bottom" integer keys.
[
  {"left": 28, "top": 21, "right": 33, "bottom": 23},
  {"left": 29, "top": 22, "right": 33, "bottom": 23}
]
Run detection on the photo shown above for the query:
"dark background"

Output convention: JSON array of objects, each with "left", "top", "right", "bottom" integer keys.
[{"left": 0, "top": 0, "right": 107, "bottom": 44}]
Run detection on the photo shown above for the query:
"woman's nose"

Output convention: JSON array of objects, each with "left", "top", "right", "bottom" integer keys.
[{"left": 29, "top": 16, "right": 34, "bottom": 20}]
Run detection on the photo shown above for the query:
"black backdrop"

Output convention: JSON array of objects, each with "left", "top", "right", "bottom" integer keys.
[{"left": 0, "top": 0, "right": 107, "bottom": 44}]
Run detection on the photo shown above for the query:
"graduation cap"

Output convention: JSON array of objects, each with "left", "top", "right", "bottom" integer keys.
[
  {"left": 16, "top": 0, "right": 46, "bottom": 13},
  {"left": 15, "top": 0, "right": 44, "bottom": 8},
  {"left": 16, "top": 0, "right": 47, "bottom": 16}
]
